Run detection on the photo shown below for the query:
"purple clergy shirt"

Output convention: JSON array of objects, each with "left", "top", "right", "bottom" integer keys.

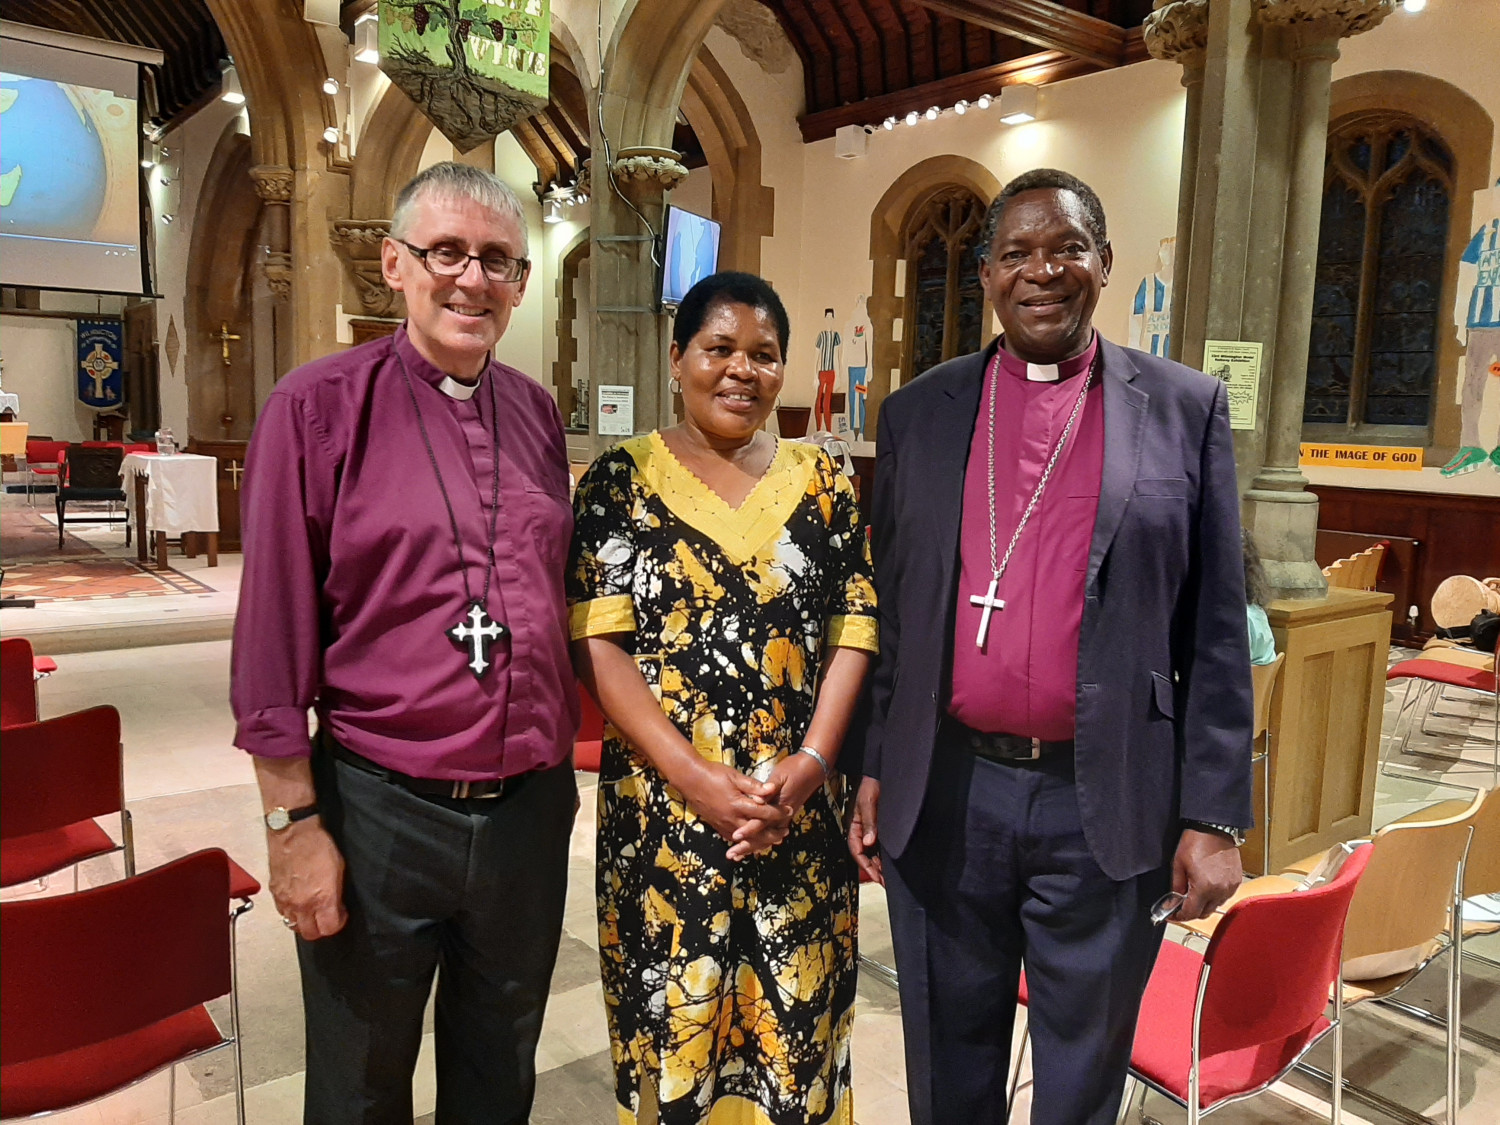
[
  {"left": 231, "top": 325, "right": 579, "bottom": 779},
  {"left": 948, "top": 334, "right": 1103, "bottom": 739}
]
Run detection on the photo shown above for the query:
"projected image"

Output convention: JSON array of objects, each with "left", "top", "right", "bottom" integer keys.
[
  {"left": 0, "top": 75, "right": 138, "bottom": 250},
  {"left": 661, "top": 207, "right": 721, "bottom": 307}
]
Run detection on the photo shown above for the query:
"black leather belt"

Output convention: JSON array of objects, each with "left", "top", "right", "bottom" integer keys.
[
  {"left": 942, "top": 717, "right": 1073, "bottom": 763},
  {"left": 327, "top": 738, "right": 513, "bottom": 800}
]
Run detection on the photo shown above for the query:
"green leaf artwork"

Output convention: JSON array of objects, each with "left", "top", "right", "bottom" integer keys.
[{"left": 378, "top": 0, "right": 550, "bottom": 153}]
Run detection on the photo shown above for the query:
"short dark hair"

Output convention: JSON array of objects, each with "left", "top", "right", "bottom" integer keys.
[
  {"left": 671, "top": 271, "right": 791, "bottom": 357},
  {"left": 978, "top": 168, "right": 1109, "bottom": 261}
]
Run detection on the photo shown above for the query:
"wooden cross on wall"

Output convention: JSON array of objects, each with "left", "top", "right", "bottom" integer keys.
[
  {"left": 225, "top": 460, "right": 244, "bottom": 490},
  {"left": 213, "top": 322, "right": 241, "bottom": 366}
]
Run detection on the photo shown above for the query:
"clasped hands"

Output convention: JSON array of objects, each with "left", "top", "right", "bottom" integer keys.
[{"left": 681, "top": 753, "right": 826, "bottom": 862}]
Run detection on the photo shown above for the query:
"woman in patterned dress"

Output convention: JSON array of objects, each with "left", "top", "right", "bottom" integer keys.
[{"left": 568, "top": 272, "right": 877, "bottom": 1125}]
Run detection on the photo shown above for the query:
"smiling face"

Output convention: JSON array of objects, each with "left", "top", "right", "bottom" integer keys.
[
  {"left": 671, "top": 299, "right": 785, "bottom": 444},
  {"left": 381, "top": 192, "right": 528, "bottom": 377},
  {"left": 980, "top": 187, "right": 1112, "bottom": 365}
]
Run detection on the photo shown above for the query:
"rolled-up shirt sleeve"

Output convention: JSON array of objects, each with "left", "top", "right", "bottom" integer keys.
[{"left": 231, "top": 391, "right": 338, "bottom": 759}]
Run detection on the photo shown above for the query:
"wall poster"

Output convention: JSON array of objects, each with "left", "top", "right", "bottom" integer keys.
[{"left": 1202, "top": 339, "right": 1262, "bottom": 431}]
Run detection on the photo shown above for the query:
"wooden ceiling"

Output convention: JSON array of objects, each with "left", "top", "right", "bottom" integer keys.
[
  {"left": 759, "top": 0, "right": 1154, "bottom": 140},
  {"left": 5, "top": 0, "right": 227, "bottom": 128}
]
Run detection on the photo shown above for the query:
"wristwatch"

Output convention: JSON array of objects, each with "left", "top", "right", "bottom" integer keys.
[
  {"left": 1184, "top": 819, "right": 1247, "bottom": 847},
  {"left": 264, "top": 804, "right": 320, "bottom": 832}
]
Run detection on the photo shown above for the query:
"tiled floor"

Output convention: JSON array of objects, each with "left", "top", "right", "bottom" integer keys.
[
  {"left": 7, "top": 630, "right": 1499, "bottom": 1123},
  {"left": 3, "top": 557, "right": 216, "bottom": 600}
]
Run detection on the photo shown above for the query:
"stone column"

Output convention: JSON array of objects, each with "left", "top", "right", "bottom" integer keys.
[
  {"left": 249, "top": 164, "right": 294, "bottom": 383},
  {"left": 1147, "top": 0, "right": 1395, "bottom": 597},
  {"left": 588, "top": 148, "right": 688, "bottom": 457}
]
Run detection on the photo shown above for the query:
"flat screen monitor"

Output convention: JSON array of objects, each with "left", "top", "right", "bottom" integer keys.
[
  {"left": 1, "top": 34, "right": 146, "bottom": 294},
  {"left": 660, "top": 205, "right": 721, "bottom": 309}
]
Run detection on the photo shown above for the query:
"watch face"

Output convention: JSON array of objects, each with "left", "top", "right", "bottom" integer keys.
[{"left": 266, "top": 808, "right": 291, "bottom": 831}]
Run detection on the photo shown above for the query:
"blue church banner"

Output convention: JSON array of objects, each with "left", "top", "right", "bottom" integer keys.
[{"left": 77, "top": 318, "right": 124, "bottom": 410}]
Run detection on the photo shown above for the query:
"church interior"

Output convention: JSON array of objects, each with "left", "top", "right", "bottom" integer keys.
[{"left": 1, "top": 0, "right": 1498, "bottom": 1122}]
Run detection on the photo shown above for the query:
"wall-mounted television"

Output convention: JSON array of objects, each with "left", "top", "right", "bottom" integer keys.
[{"left": 660, "top": 205, "right": 721, "bottom": 310}]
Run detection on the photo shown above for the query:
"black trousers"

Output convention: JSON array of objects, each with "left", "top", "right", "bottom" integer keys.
[
  {"left": 298, "top": 744, "right": 577, "bottom": 1125},
  {"left": 884, "top": 736, "right": 1172, "bottom": 1125}
]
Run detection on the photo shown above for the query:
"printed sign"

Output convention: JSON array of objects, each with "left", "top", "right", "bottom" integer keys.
[
  {"left": 1299, "top": 443, "right": 1424, "bottom": 471},
  {"left": 1202, "top": 340, "right": 1262, "bottom": 430},
  {"left": 597, "top": 384, "right": 634, "bottom": 437},
  {"left": 76, "top": 318, "right": 124, "bottom": 410}
]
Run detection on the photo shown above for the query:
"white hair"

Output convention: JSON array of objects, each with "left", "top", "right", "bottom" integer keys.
[{"left": 390, "top": 161, "right": 529, "bottom": 254}]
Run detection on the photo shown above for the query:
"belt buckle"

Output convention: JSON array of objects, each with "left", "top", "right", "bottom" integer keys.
[
  {"left": 1025, "top": 737, "right": 1042, "bottom": 761},
  {"left": 450, "top": 778, "right": 505, "bottom": 799}
]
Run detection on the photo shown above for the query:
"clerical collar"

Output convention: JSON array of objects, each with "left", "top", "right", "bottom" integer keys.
[
  {"left": 394, "top": 323, "right": 490, "bottom": 399},
  {"left": 438, "top": 374, "right": 482, "bottom": 400},
  {"left": 996, "top": 333, "right": 1099, "bottom": 383}
]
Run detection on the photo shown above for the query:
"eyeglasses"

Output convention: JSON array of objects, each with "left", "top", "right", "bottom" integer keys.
[
  {"left": 400, "top": 240, "right": 530, "bottom": 284},
  {"left": 1150, "top": 891, "right": 1186, "bottom": 926}
]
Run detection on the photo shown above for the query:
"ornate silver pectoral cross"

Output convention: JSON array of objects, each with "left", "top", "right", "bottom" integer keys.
[
  {"left": 447, "top": 602, "right": 508, "bottom": 678},
  {"left": 969, "top": 576, "right": 1006, "bottom": 649}
]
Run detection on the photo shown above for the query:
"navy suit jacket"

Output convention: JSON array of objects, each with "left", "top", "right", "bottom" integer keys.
[{"left": 859, "top": 336, "right": 1253, "bottom": 881}]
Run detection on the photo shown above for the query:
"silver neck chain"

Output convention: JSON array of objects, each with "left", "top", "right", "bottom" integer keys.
[{"left": 985, "top": 346, "right": 1098, "bottom": 582}]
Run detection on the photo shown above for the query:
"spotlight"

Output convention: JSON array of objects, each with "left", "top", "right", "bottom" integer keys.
[
  {"left": 323, "top": 78, "right": 340, "bottom": 96},
  {"left": 220, "top": 65, "right": 246, "bottom": 105},
  {"left": 140, "top": 156, "right": 155, "bottom": 169},
  {"left": 323, "top": 125, "right": 340, "bottom": 144},
  {"left": 543, "top": 199, "right": 564, "bottom": 224},
  {"left": 1403, "top": 0, "right": 1426, "bottom": 11},
  {"left": 905, "top": 110, "right": 919, "bottom": 127},
  {"left": 162, "top": 214, "right": 174, "bottom": 224},
  {"left": 882, "top": 116, "right": 895, "bottom": 131},
  {"left": 954, "top": 100, "right": 968, "bottom": 115},
  {"left": 924, "top": 106, "right": 939, "bottom": 121},
  {"left": 354, "top": 14, "right": 379, "bottom": 63},
  {"left": 999, "top": 84, "right": 1039, "bottom": 125},
  {"left": 976, "top": 93, "right": 993, "bottom": 110}
]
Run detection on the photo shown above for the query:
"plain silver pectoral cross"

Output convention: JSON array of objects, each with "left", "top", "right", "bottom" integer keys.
[
  {"left": 969, "top": 576, "right": 1006, "bottom": 649},
  {"left": 448, "top": 602, "right": 508, "bottom": 678}
]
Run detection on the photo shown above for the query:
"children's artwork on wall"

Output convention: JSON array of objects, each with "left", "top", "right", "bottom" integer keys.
[
  {"left": 1445, "top": 179, "right": 1500, "bottom": 477},
  {"left": 814, "top": 307, "right": 841, "bottom": 433},
  {"left": 1128, "top": 236, "right": 1175, "bottom": 358},
  {"left": 844, "top": 296, "right": 873, "bottom": 441}
]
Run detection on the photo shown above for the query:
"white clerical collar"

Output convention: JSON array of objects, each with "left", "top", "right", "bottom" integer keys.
[
  {"left": 1026, "top": 363, "right": 1060, "bottom": 383},
  {"left": 437, "top": 373, "right": 482, "bottom": 400}
]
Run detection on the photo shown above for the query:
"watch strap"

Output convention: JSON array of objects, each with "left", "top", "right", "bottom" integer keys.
[
  {"left": 1184, "top": 819, "right": 1246, "bottom": 846},
  {"left": 265, "top": 803, "right": 320, "bottom": 831}
]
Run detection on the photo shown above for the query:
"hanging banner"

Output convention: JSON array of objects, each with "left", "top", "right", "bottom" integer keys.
[
  {"left": 77, "top": 318, "right": 124, "bottom": 410},
  {"left": 379, "top": 0, "right": 550, "bottom": 153},
  {"left": 1299, "top": 443, "right": 1424, "bottom": 471}
]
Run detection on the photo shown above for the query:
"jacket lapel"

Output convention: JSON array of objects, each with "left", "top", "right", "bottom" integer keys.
[
  {"left": 928, "top": 346, "right": 988, "bottom": 600},
  {"left": 1087, "top": 339, "right": 1147, "bottom": 590}
]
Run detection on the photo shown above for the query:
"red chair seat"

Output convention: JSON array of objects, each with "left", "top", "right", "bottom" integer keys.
[
  {"left": 1129, "top": 939, "right": 1330, "bottom": 1110},
  {"left": 574, "top": 739, "right": 603, "bottom": 773},
  {"left": 1, "top": 821, "right": 117, "bottom": 886},
  {"left": 1387, "top": 659, "right": 1496, "bottom": 692},
  {"left": 32, "top": 656, "right": 57, "bottom": 676},
  {"left": 227, "top": 857, "right": 262, "bottom": 900},
  {"left": 0, "top": 1005, "right": 223, "bottom": 1117}
]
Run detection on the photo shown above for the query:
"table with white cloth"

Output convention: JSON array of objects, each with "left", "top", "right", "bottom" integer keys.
[
  {"left": 120, "top": 452, "right": 220, "bottom": 569},
  {"left": 0, "top": 391, "right": 20, "bottom": 418}
]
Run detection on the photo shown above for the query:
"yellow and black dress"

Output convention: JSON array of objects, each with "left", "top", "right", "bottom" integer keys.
[{"left": 567, "top": 432, "right": 878, "bottom": 1125}]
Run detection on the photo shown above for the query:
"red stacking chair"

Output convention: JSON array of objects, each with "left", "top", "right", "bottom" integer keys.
[
  {"left": 0, "top": 636, "right": 39, "bottom": 729},
  {"left": 574, "top": 680, "right": 605, "bottom": 773},
  {"left": 1384, "top": 655, "right": 1499, "bottom": 786},
  {"left": 22, "top": 438, "right": 67, "bottom": 506},
  {"left": 1, "top": 705, "right": 135, "bottom": 889},
  {"left": 0, "top": 849, "right": 260, "bottom": 1124},
  {"left": 1127, "top": 844, "right": 1374, "bottom": 1124}
]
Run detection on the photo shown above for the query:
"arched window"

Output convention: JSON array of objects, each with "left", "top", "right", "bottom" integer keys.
[
  {"left": 902, "top": 187, "right": 987, "bottom": 381},
  {"left": 1305, "top": 113, "right": 1454, "bottom": 435}
]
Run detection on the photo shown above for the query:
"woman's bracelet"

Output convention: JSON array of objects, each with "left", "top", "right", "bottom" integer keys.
[{"left": 797, "top": 745, "right": 832, "bottom": 778}]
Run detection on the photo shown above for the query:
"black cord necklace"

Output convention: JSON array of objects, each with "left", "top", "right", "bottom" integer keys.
[{"left": 396, "top": 351, "right": 508, "bottom": 678}]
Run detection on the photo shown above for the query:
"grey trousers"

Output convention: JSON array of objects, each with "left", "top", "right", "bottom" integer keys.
[{"left": 298, "top": 744, "right": 577, "bottom": 1125}]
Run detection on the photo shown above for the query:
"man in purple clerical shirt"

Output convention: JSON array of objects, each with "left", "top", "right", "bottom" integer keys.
[
  {"left": 850, "top": 169, "right": 1253, "bottom": 1125},
  {"left": 231, "top": 162, "right": 579, "bottom": 1125}
]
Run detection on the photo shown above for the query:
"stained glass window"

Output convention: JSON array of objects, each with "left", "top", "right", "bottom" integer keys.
[
  {"left": 1304, "top": 115, "right": 1453, "bottom": 432},
  {"left": 902, "top": 187, "right": 988, "bottom": 381}
]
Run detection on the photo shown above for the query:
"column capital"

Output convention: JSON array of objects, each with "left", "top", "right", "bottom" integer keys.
[
  {"left": 610, "top": 147, "right": 689, "bottom": 191},
  {"left": 330, "top": 220, "right": 403, "bottom": 319},
  {"left": 1255, "top": 0, "right": 1397, "bottom": 40},
  {"left": 248, "top": 164, "right": 294, "bottom": 203},
  {"left": 1143, "top": 0, "right": 1210, "bottom": 68}
]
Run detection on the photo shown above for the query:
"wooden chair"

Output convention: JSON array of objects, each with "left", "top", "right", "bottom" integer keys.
[
  {"left": 0, "top": 849, "right": 259, "bottom": 1125},
  {"left": 1322, "top": 543, "right": 1385, "bottom": 591},
  {"left": 1178, "top": 793, "right": 1482, "bottom": 1125},
  {"left": 1247, "top": 654, "right": 1284, "bottom": 876},
  {"left": 55, "top": 444, "right": 130, "bottom": 547}
]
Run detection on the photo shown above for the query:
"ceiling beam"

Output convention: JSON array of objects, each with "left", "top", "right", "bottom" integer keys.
[
  {"left": 913, "top": 0, "right": 1128, "bottom": 69},
  {"left": 797, "top": 48, "right": 1096, "bottom": 143}
]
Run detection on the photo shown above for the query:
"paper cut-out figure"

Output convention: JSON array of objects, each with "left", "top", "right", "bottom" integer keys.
[
  {"left": 1446, "top": 179, "right": 1500, "bottom": 476},
  {"left": 845, "top": 296, "right": 873, "bottom": 441},
  {"left": 814, "top": 308, "right": 841, "bottom": 433},
  {"left": 1128, "top": 237, "right": 1175, "bottom": 358}
]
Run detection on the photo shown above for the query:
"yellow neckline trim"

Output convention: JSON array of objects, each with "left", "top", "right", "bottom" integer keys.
[{"left": 626, "top": 431, "right": 818, "bottom": 566}]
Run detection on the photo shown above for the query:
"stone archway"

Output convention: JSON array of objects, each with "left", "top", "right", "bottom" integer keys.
[
  {"left": 681, "top": 47, "right": 773, "bottom": 275},
  {"left": 553, "top": 228, "right": 591, "bottom": 422},
  {"left": 185, "top": 121, "right": 262, "bottom": 442},
  {"left": 866, "top": 156, "right": 1001, "bottom": 431}
]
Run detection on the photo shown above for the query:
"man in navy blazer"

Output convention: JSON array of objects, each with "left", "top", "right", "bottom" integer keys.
[{"left": 849, "top": 169, "right": 1253, "bottom": 1125}]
